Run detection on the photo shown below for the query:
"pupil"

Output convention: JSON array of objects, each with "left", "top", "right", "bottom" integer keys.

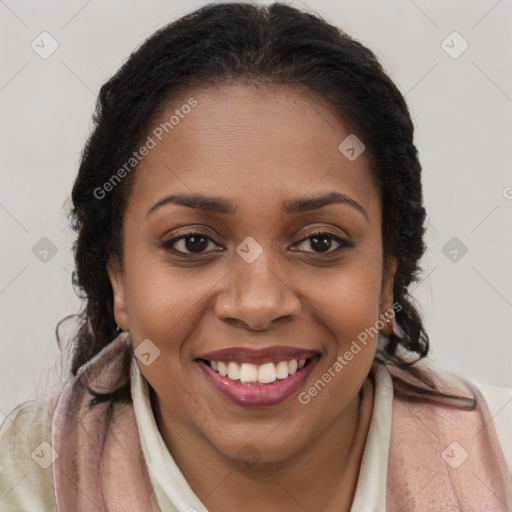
[
  {"left": 311, "top": 235, "right": 331, "bottom": 252},
  {"left": 186, "top": 235, "right": 208, "bottom": 252}
]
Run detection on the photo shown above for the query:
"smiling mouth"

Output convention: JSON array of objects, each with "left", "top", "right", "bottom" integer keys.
[
  {"left": 196, "top": 345, "right": 322, "bottom": 407},
  {"left": 196, "top": 347, "right": 321, "bottom": 407},
  {"left": 199, "top": 357, "right": 317, "bottom": 385}
]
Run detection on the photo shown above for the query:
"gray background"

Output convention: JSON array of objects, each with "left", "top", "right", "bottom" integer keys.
[{"left": 1, "top": 0, "right": 511, "bottom": 414}]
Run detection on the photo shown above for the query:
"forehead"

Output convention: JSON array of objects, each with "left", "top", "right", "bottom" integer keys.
[{"left": 126, "top": 83, "right": 380, "bottom": 220}]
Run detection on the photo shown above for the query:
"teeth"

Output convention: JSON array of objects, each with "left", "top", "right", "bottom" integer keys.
[
  {"left": 227, "top": 362, "right": 240, "bottom": 381},
  {"left": 239, "top": 363, "right": 258, "bottom": 384},
  {"left": 218, "top": 361, "right": 228, "bottom": 377},
  {"left": 258, "top": 363, "right": 277, "bottom": 384},
  {"left": 208, "top": 358, "right": 309, "bottom": 384},
  {"left": 276, "top": 361, "right": 289, "bottom": 379}
]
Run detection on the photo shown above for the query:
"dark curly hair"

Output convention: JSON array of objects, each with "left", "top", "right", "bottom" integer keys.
[{"left": 60, "top": 2, "right": 475, "bottom": 408}]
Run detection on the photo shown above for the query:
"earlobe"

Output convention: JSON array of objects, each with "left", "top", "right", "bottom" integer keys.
[{"left": 107, "top": 256, "right": 129, "bottom": 331}]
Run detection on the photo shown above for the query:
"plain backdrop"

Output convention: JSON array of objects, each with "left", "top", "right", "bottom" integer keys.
[{"left": 1, "top": 0, "right": 511, "bottom": 414}]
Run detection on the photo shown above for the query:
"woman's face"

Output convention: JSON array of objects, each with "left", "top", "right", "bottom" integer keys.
[{"left": 108, "top": 83, "right": 396, "bottom": 464}]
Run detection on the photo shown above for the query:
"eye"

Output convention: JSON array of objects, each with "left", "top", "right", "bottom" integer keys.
[
  {"left": 162, "top": 231, "right": 222, "bottom": 255},
  {"left": 292, "top": 230, "right": 351, "bottom": 254}
]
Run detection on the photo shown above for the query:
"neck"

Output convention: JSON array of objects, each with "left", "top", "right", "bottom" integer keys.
[{"left": 151, "top": 376, "right": 374, "bottom": 512}]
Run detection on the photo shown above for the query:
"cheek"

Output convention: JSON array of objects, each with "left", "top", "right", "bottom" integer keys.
[
  {"left": 307, "top": 253, "right": 383, "bottom": 346},
  {"left": 294, "top": 258, "right": 383, "bottom": 423},
  {"left": 124, "top": 264, "right": 202, "bottom": 340},
  {"left": 122, "top": 242, "right": 227, "bottom": 354},
  {"left": 122, "top": 255, "right": 216, "bottom": 416}
]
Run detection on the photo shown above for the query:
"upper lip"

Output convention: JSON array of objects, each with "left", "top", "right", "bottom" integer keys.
[{"left": 198, "top": 346, "right": 320, "bottom": 364}]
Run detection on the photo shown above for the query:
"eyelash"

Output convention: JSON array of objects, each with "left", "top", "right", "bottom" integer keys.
[{"left": 161, "top": 229, "right": 352, "bottom": 256}]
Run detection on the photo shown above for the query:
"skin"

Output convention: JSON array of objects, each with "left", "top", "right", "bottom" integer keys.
[{"left": 108, "top": 83, "right": 397, "bottom": 512}]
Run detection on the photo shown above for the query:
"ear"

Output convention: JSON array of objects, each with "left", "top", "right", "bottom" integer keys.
[
  {"left": 379, "top": 256, "right": 398, "bottom": 336},
  {"left": 107, "top": 256, "right": 129, "bottom": 331}
]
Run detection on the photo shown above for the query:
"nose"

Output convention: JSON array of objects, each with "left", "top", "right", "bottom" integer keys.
[{"left": 214, "top": 252, "right": 301, "bottom": 331}]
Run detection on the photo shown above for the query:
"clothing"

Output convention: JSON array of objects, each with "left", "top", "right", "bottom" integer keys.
[{"left": 1, "top": 331, "right": 511, "bottom": 511}]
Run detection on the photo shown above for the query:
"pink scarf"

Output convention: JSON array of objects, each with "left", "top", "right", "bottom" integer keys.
[{"left": 52, "top": 333, "right": 512, "bottom": 511}]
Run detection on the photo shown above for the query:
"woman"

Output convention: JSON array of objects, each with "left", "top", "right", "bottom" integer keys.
[{"left": 1, "top": 2, "right": 511, "bottom": 511}]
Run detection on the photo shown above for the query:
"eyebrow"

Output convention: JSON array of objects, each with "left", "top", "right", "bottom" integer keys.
[{"left": 146, "top": 191, "right": 368, "bottom": 220}]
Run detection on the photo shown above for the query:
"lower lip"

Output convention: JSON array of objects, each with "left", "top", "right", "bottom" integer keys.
[{"left": 197, "top": 359, "right": 319, "bottom": 408}]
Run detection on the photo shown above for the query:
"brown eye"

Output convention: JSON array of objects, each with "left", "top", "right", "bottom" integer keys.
[
  {"left": 293, "top": 231, "right": 351, "bottom": 254},
  {"left": 162, "top": 232, "right": 220, "bottom": 254}
]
